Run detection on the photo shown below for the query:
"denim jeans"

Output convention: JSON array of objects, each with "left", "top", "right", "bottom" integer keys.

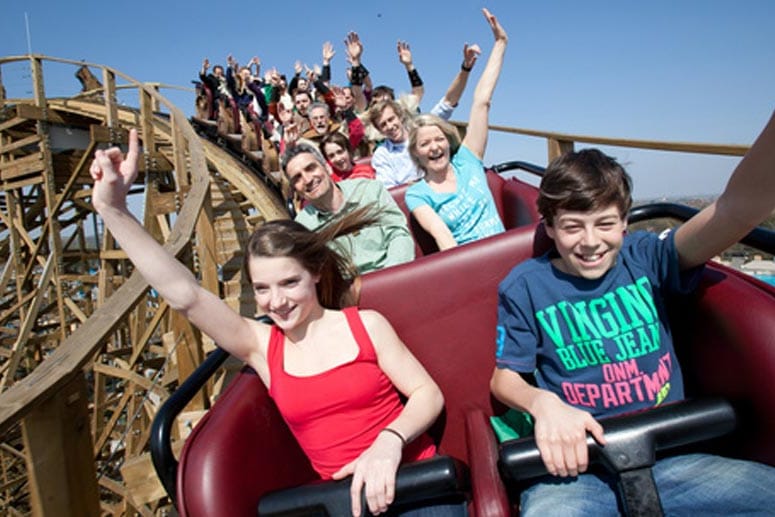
[{"left": 521, "top": 454, "right": 775, "bottom": 516}]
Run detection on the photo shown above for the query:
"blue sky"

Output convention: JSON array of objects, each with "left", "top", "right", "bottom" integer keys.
[{"left": 2, "top": 0, "right": 774, "bottom": 200}]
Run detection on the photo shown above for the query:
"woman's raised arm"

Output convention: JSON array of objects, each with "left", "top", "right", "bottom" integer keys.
[
  {"left": 90, "top": 129, "right": 268, "bottom": 366},
  {"left": 462, "top": 8, "right": 508, "bottom": 159}
]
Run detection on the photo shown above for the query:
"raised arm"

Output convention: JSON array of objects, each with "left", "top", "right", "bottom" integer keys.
[
  {"left": 462, "top": 8, "right": 508, "bottom": 159},
  {"left": 345, "top": 31, "right": 369, "bottom": 112},
  {"left": 321, "top": 41, "right": 335, "bottom": 85},
  {"left": 89, "top": 130, "right": 269, "bottom": 369},
  {"left": 675, "top": 110, "right": 775, "bottom": 269},
  {"left": 444, "top": 43, "right": 481, "bottom": 107},
  {"left": 397, "top": 41, "right": 424, "bottom": 104}
]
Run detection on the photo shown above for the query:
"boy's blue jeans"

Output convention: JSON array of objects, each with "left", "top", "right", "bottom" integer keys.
[{"left": 521, "top": 453, "right": 775, "bottom": 516}]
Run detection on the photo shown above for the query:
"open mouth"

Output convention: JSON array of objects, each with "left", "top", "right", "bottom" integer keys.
[{"left": 574, "top": 250, "right": 606, "bottom": 268}]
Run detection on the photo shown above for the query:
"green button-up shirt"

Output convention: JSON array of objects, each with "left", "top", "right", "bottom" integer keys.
[{"left": 294, "top": 179, "right": 415, "bottom": 273}]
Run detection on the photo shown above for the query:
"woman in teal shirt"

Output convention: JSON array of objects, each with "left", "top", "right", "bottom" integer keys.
[{"left": 405, "top": 8, "right": 507, "bottom": 250}]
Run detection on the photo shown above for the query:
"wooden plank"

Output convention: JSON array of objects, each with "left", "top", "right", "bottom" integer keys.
[
  {"left": 0, "top": 116, "right": 26, "bottom": 133},
  {"left": 485, "top": 122, "right": 751, "bottom": 157},
  {"left": 118, "top": 441, "right": 183, "bottom": 507},
  {"left": 14, "top": 103, "right": 71, "bottom": 125},
  {"left": 0, "top": 152, "right": 45, "bottom": 180},
  {"left": 146, "top": 190, "right": 177, "bottom": 216},
  {"left": 90, "top": 125, "right": 128, "bottom": 145},
  {"left": 548, "top": 138, "right": 574, "bottom": 162},
  {"left": 0, "top": 174, "right": 44, "bottom": 190},
  {"left": 91, "top": 363, "right": 166, "bottom": 398},
  {"left": 21, "top": 373, "right": 100, "bottom": 517},
  {"left": 0, "top": 254, "right": 55, "bottom": 390},
  {"left": 0, "top": 133, "right": 40, "bottom": 154}
]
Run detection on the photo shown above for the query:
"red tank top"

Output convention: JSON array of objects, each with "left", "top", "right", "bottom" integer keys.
[{"left": 267, "top": 307, "right": 436, "bottom": 478}]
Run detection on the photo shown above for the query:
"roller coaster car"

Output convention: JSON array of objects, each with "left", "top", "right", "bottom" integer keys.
[{"left": 151, "top": 168, "right": 775, "bottom": 516}]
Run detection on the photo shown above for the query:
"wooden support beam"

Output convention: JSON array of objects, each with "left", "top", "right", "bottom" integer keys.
[
  {"left": 21, "top": 373, "right": 100, "bottom": 517},
  {"left": 0, "top": 152, "right": 45, "bottom": 180},
  {"left": 14, "top": 103, "right": 71, "bottom": 126},
  {"left": 548, "top": 137, "right": 574, "bottom": 163}
]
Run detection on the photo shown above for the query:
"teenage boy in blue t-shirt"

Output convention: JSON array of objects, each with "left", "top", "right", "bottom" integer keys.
[{"left": 491, "top": 110, "right": 775, "bottom": 515}]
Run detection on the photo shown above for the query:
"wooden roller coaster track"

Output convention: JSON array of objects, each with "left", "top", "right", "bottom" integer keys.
[
  {"left": 0, "top": 55, "right": 750, "bottom": 516},
  {"left": 0, "top": 55, "right": 287, "bottom": 516}
]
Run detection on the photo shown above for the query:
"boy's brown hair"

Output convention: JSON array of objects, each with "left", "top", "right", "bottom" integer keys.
[{"left": 538, "top": 149, "right": 633, "bottom": 226}]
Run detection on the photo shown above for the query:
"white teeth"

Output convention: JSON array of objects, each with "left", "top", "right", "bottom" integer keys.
[{"left": 579, "top": 253, "right": 601, "bottom": 262}]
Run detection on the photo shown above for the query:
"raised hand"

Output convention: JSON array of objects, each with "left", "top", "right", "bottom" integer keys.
[
  {"left": 89, "top": 129, "right": 140, "bottom": 212},
  {"left": 332, "top": 431, "right": 403, "bottom": 516},
  {"left": 344, "top": 32, "right": 363, "bottom": 65},
  {"left": 322, "top": 41, "right": 335, "bottom": 65},
  {"left": 396, "top": 41, "right": 413, "bottom": 68},
  {"left": 294, "top": 60, "right": 303, "bottom": 75},
  {"left": 463, "top": 43, "right": 481, "bottom": 70},
  {"left": 482, "top": 8, "right": 508, "bottom": 43}
]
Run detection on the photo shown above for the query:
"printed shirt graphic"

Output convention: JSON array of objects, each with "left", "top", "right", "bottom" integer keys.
[
  {"left": 495, "top": 231, "right": 703, "bottom": 418},
  {"left": 405, "top": 145, "right": 505, "bottom": 245}
]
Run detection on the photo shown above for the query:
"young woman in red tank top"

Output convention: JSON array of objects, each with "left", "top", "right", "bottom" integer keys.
[{"left": 89, "top": 129, "right": 449, "bottom": 516}]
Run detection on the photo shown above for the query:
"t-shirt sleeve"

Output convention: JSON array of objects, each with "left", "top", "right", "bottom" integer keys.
[
  {"left": 629, "top": 230, "right": 704, "bottom": 296},
  {"left": 453, "top": 144, "right": 483, "bottom": 169},
  {"left": 405, "top": 183, "right": 430, "bottom": 212},
  {"left": 495, "top": 275, "right": 539, "bottom": 373}
]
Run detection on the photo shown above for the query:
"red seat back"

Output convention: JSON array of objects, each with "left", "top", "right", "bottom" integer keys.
[
  {"left": 359, "top": 224, "right": 553, "bottom": 461},
  {"left": 670, "top": 264, "right": 775, "bottom": 466}
]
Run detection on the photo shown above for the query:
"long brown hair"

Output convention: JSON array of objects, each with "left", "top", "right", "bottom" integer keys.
[{"left": 244, "top": 207, "right": 379, "bottom": 309}]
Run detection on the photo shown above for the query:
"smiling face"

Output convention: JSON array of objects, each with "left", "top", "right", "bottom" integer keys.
[
  {"left": 413, "top": 125, "right": 451, "bottom": 174},
  {"left": 322, "top": 142, "right": 353, "bottom": 172},
  {"left": 376, "top": 106, "right": 406, "bottom": 143},
  {"left": 248, "top": 255, "right": 321, "bottom": 330},
  {"left": 545, "top": 204, "right": 627, "bottom": 280},
  {"left": 284, "top": 151, "right": 334, "bottom": 203}
]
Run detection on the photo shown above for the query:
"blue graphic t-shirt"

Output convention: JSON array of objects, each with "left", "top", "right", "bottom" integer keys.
[
  {"left": 495, "top": 230, "right": 703, "bottom": 418},
  {"left": 405, "top": 145, "right": 505, "bottom": 245}
]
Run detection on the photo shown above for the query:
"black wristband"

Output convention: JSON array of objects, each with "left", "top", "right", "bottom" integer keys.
[
  {"left": 407, "top": 68, "right": 423, "bottom": 88},
  {"left": 350, "top": 65, "right": 368, "bottom": 86},
  {"left": 461, "top": 62, "right": 473, "bottom": 72},
  {"left": 341, "top": 108, "right": 356, "bottom": 122}
]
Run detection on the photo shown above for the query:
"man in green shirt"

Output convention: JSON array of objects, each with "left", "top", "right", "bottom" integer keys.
[{"left": 282, "top": 143, "right": 415, "bottom": 273}]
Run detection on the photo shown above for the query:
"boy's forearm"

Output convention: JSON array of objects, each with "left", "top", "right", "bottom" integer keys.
[{"left": 491, "top": 367, "right": 553, "bottom": 417}]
